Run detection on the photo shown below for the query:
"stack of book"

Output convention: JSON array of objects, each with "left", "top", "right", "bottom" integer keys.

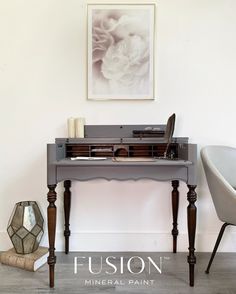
[
  {"left": 132, "top": 129, "right": 165, "bottom": 138},
  {"left": 0, "top": 246, "right": 48, "bottom": 271}
]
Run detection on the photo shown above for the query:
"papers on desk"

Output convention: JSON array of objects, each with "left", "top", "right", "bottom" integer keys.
[
  {"left": 112, "top": 157, "right": 156, "bottom": 162},
  {"left": 70, "top": 157, "right": 156, "bottom": 162},
  {"left": 71, "top": 157, "right": 107, "bottom": 161}
]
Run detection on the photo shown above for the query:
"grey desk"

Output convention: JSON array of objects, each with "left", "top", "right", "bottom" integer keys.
[{"left": 46, "top": 126, "right": 197, "bottom": 288}]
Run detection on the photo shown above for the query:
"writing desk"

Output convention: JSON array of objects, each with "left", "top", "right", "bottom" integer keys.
[{"left": 46, "top": 125, "right": 197, "bottom": 288}]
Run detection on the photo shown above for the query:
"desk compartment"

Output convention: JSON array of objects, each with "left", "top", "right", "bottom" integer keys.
[
  {"left": 66, "top": 144, "right": 114, "bottom": 157},
  {"left": 129, "top": 145, "right": 152, "bottom": 157},
  {"left": 66, "top": 144, "right": 90, "bottom": 157},
  {"left": 153, "top": 144, "right": 178, "bottom": 157},
  {"left": 65, "top": 143, "right": 179, "bottom": 158},
  {"left": 90, "top": 145, "right": 114, "bottom": 157}
]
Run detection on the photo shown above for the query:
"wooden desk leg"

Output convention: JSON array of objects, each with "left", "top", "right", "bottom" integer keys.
[
  {"left": 47, "top": 184, "right": 57, "bottom": 288},
  {"left": 64, "top": 180, "right": 71, "bottom": 254},
  {"left": 171, "top": 180, "right": 179, "bottom": 253},
  {"left": 187, "top": 185, "right": 197, "bottom": 287}
]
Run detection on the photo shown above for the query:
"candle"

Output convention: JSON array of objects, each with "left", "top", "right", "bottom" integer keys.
[
  {"left": 75, "top": 117, "right": 85, "bottom": 138},
  {"left": 67, "top": 117, "right": 75, "bottom": 138}
]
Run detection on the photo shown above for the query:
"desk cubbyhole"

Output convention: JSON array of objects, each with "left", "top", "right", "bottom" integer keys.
[
  {"left": 66, "top": 144, "right": 90, "bottom": 157},
  {"left": 90, "top": 145, "right": 114, "bottom": 157},
  {"left": 152, "top": 144, "right": 178, "bottom": 158},
  {"left": 129, "top": 145, "right": 153, "bottom": 157},
  {"left": 153, "top": 144, "right": 166, "bottom": 157}
]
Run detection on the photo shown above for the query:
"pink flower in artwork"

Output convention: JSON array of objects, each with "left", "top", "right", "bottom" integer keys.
[
  {"left": 92, "top": 26, "right": 114, "bottom": 63},
  {"left": 91, "top": 9, "right": 152, "bottom": 96},
  {"left": 101, "top": 35, "right": 149, "bottom": 93}
]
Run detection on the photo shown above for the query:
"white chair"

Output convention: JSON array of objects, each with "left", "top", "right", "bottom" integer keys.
[{"left": 201, "top": 146, "right": 236, "bottom": 273}]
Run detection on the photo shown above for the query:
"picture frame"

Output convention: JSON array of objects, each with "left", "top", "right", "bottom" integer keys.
[{"left": 87, "top": 3, "right": 156, "bottom": 100}]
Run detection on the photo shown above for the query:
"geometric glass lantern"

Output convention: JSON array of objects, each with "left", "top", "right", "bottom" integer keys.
[{"left": 7, "top": 201, "right": 44, "bottom": 254}]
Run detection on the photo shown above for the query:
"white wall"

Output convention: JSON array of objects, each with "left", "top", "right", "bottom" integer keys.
[{"left": 1, "top": 0, "right": 236, "bottom": 252}]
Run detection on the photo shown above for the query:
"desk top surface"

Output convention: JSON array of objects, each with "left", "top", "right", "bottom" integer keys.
[
  {"left": 54, "top": 158, "right": 193, "bottom": 167},
  {"left": 47, "top": 126, "right": 197, "bottom": 185}
]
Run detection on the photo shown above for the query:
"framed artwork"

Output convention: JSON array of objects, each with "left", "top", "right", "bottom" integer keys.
[{"left": 87, "top": 3, "right": 156, "bottom": 100}]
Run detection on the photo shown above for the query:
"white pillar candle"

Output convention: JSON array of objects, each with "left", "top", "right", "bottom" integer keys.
[
  {"left": 67, "top": 117, "right": 75, "bottom": 138},
  {"left": 75, "top": 117, "right": 85, "bottom": 138}
]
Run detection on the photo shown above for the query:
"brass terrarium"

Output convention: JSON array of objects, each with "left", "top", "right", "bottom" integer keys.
[{"left": 7, "top": 201, "right": 44, "bottom": 254}]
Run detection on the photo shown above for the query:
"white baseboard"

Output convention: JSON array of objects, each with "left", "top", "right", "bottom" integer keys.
[{"left": 1, "top": 231, "right": 236, "bottom": 252}]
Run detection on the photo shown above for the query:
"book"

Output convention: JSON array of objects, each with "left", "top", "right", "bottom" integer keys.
[
  {"left": 133, "top": 129, "right": 165, "bottom": 138},
  {"left": 0, "top": 246, "right": 48, "bottom": 271}
]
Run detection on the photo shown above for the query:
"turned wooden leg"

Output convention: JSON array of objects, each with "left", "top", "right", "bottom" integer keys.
[
  {"left": 47, "top": 184, "right": 57, "bottom": 288},
  {"left": 64, "top": 180, "right": 71, "bottom": 254},
  {"left": 187, "top": 185, "right": 197, "bottom": 287},
  {"left": 172, "top": 180, "right": 179, "bottom": 253}
]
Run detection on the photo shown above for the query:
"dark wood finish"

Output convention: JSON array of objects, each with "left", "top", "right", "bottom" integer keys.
[
  {"left": 64, "top": 180, "right": 71, "bottom": 254},
  {"left": 47, "top": 184, "right": 57, "bottom": 288},
  {"left": 187, "top": 185, "right": 197, "bottom": 287},
  {"left": 66, "top": 143, "right": 178, "bottom": 158},
  {"left": 164, "top": 113, "right": 176, "bottom": 158},
  {"left": 205, "top": 222, "right": 230, "bottom": 274},
  {"left": 171, "top": 180, "right": 179, "bottom": 253},
  {"left": 48, "top": 133, "right": 196, "bottom": 288}
]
